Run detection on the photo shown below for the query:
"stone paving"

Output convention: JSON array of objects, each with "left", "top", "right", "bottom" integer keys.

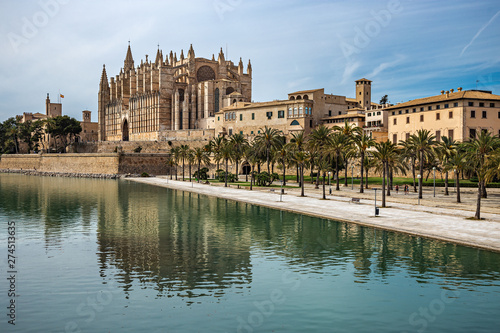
[{"left": 128, "top": 177, "right": 500, "bottom": 253}]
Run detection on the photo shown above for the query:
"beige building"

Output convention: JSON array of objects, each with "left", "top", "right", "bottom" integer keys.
[
  {"left": 387, "top": 88, "right": 500, "bottom": 144},
  {"left": 98, "top": 44, "right": 251, "bottom": 142},
  {"left": 215, "top": 79, "right": 378, "bottom": 139}
]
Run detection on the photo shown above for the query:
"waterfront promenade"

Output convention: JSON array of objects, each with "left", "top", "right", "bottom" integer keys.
[{"left": 129, "top": 177, "right": 500, "bottom": 253}]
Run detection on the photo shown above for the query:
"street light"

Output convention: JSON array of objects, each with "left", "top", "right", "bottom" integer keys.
[
  {"left": 328, "top": 171, "right": 332, "bottom": 195},
  {"left": 372, "top": 188, "right": 379, "bottom": 216},
  {"left": 417, "top": 174, "right": 421, "bottom": 205},
  {"left": 432, "top": 167, "right": 436, "bottom": 197},
  {"left": 351, "top": 165, "right": 355, "bottom": 190}
]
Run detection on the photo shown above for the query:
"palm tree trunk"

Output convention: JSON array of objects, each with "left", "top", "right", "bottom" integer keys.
[
  {"left": 344, "top": 160, "right": 348, "bottom": 186},
  {"left": 456, "top": 171, "right": 461, "bottom": 203},
  {"left": 336, "top": 155, "right": 340, "bottom": 191},
  {"left": 267, "top": 149, "right": 270, "bottom": 174},
  {"left": 412, "top": 158, "right": 417, "bottom": 192},
  {"left": 235, "top": 159, "right": 239, "bottom": 182},
  {"left": 475, "top": 180, "right": 482, "bottom": 219},
  {"left": 418, "top": 151, "right": 424, "bottom": 199},
  {"left": 360, "top": 152, "right": 364, "bottom": 193},
  {"left": 382, "top": 161, "right": 386, "bottom": 207},
  {"left": 315, "top": 168, "right": 320, "bottom": 189},
  {"left": 322, "top": 172, "right": 326, "bottom": 199},
  {"left": 250, "top": 165, "right": 254, "bottom": 190},
  {"left": 182, "top": 158, "right": 185, "bottom": 181},
  {"left": 225, "top": 159, "right": 228, "bottom": 187},
  {"left": 482, "top": 182, "right": 487, "bottom": 198},
  {"left": 198, "top": 161, "right": 201, "bottom": 183},
  {"left": 282, "top": 161, "right": 286, "bottom": 187},
  {"left": 387, "top": 164, "right": 391, "bottom": 196},
  {"left": 296, "top": 166, "right": 299, "bottom": 185},
  {"left": 365, "top": 168, "right": 369, "bottom": 189},
  {"left": 300, "top": 165, "right": 305, "bottom": 197},
  {"left": 444, "top": 171, "right": 449, "bottom": 195}
]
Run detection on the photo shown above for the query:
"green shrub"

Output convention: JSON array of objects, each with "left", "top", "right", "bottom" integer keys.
[
  {"left": 216, "top": 169, "right": 237, "bottom": 182},
  {"left": 193, "top": 167, "right": 209, "bottom": 180},
  {"left": 134, "top": 146, "right": 142, "bottom": 153},
  {"left": 255, "top": 171, "right": 279, "bottom": 186},
  {"left": 141, "top": 172, "right": 149, "bottom": 177}
]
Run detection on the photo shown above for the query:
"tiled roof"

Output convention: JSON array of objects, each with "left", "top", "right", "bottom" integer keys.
[
  {"left": 385, "top": 90, "right": 500, "bottom": 110},
  {"left": 288, "top": 88, "right": 323, "bottom": 95}
]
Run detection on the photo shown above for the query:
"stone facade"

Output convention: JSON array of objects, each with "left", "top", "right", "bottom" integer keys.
[
  {"left": 387, "top": 88, "right": 500, "bottom": 143},
  {"left": 98, "top": 44, "right": 252, "bottom": 142}
]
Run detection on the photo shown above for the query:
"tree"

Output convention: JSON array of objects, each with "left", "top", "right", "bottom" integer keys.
[
  {"left": 363, "top": 154, "right": 376, "bottom": 189},
  {"left": 18, "top": 120, "right": 44, "bottom": 153},
  {"left": 166, "top": 156, "right": 176, "bottom": 180},
  {"left": 291, "top": 150, "right": 310, "bottom": 197},
  {"left": 379, "top": 95, "right": 388, "bottom": 105},
  {"left": 288, "top": 131, "right": 306, "bottom": 184},
  {"left": 46, "top": 115, "right": 82, "bottom": 152},
  {"left": 328, "top": 132, "right": 349, "bottom": 191},
  {"left": 193, "top": 147, "right": 210, "bottom": 182},
  {"left": 354, "top": 134, "right": 375, "bottom": 193},
  {"left": 464, "top": 131, "right": 500, "bottom": 219},
  {"left": 220, "top": 140, "right": 234, "bottom": 187},
  {"left": 229, "top": 133, "right": 248, "bottom": 180},
  {"left": 178, "top": 144, "right": 190, "bottom": 181},
  {"left": 308, "top": 125, "right": 333, "bottom": 189},
  {"left": 436, "top": 136, "right": 457, "bottom": 196},
  {"left": 210, "top": 136, "right": 226, "bottom": 171},
  {"left": 400, "top": 138, "right": 418, "bottom": 192},
  {"left": 169, "top": 146, "right": 181, "bottom": 180},
  {"left": 274, "top": 145, "right": 290, "bottom": 187},
  {"left": 0, "top": 117, "right": 20, "bottom": 154},
  {"left": 187, "top": 149, "right": 195, "bottom": 182},
  {"left": 373, "top": 140, "right": 397, "bottom": 207},
  {"left": 254, "top": 126, "right": 283, "bottom": 173},
  {"left": 443, "top": 147, "right": 468, "bottom": 203},
  {"left": 409, "top": 129, "right": 436, "bottom": 199}
]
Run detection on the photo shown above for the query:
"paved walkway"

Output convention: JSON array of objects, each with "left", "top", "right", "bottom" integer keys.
[{"left": 128, "top": 177, "right": 500, "bottom": 253}]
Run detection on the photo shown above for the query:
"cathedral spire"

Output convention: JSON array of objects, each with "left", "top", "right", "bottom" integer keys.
[
  {"left": 180, "top": 49, "right": 184, "bottom": 60},
  {"left": 124, "top": 43, "right": 134, "bottom": 72},
  {"left": 238, "top": 57, "right": 244, "bottom": 75},
  {"left": 100, "top": 64, "right": 109, "bottom": 91},
  {"left": 218, "top": 47, "right": 225, "bottom": 64},
  {"left": 155, "top": 47, "right": 163, "bottom": 66},
  {"left": 188, "top": 44, "right": 195, "bottom": 59},
  {"left": 247, "top": 59, "right": 252, "bottom": 76}
]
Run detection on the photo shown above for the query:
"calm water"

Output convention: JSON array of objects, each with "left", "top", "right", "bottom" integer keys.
[{"left": 1, "top": 173, "right": 500, "bottom": 333}]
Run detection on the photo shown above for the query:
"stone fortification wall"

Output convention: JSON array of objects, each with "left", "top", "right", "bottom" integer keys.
[{"left": 0, "top": 153, "right": 172, "bottom": 176}]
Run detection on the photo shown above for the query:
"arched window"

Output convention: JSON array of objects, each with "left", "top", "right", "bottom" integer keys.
[
  {"left": 303, "top": 95, "right": 309, "bottom": 100},
  {"left": 296, "top": 95, "right": 302, "bottom": 100},
  {"left": 214, "top": 88, "right": 220, "bottom": 113},
  {"left": 289, "top": 96, "right": 295, "bottom": 100},
  {"left": 290, "top": 120, "right": 300, "bottom": 126},
  {"left": 197, "top": 66, "right": 216, "bottom": 82},
  {"left": 233, "top": 99, "right": 237, "bottom": 104}
]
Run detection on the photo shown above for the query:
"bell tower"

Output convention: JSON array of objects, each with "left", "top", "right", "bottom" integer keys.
[{"left": 355, "top": 78, "right": 372, "bottom": 109}]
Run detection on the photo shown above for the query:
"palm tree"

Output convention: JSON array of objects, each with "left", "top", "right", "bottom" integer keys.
[
  {"left": 187, "top": 149, "right": 195, "bottom": 182},
  {"left": 179, "top": 144, "right": 190, "bottom": 181},
  {"left": 289, "top": 131, "right": 306, "bottom": 184},
  {"left": 254, "top": 126, "right": 284, "bottom": 173},
  {"left": 373, "top": 140, "right": 397, "bottom": 207},
  {"left": 333, "top": 120, "right": 361, "bottom": 186},
  {"left": 436, "top": 136, "right": 457, "bottom": 196},
  {"left": 220, "top": 140, "right": 234, "bottom": 187},
  {"left": 291, "top": 150, "right": 310, "bottom": 197},
  {"left": 354, "top": 134, "right": 375, "bottom": 193},
  {"left": 399, "top": 138, "right": 418, "bottom": 192},
  {"left": 229, "top": 133, "right": 248, "bottom": 180},
  {"left": 170, "top": 146, "right": 181, "bottom": 180},
  {"left": 443, "top": 148, "right": 468, "bottom": 203},
  {"left": 363, "top": 154, "right": 376, "bottom": 189},
  {"left": 210, "top": 136, "right": 226, "bottom": 171},
  {"left": 316, "top": 157, "right": 331, "bottom": 199},
  {"left": 409, "top": 129, "right": 436, "bottom": 199},
  {"left": 464, "top": 131, "right": 500, "bottom": 219},
  {"left": 274, "top": 145, "right": 290, "bottom": 186},
  {"left": 308, "top": 125, "right": 333, "bottom": 188},
  {"left": 166, "top": 156, "right": 176, "bottom": 180},
  {"left": 193, "top": 147, "right": 210, "bottom": 182},
  {"left": 328, "top": 132, "right": 349, "bottom": 191}
]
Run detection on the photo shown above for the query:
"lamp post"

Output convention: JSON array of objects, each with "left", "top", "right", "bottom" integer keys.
[
  {"left": 328, "top": 171, "right": 332, "bottom": 195},
  {"left": 351, "top": 165, "right": 354, "bottom": 190},
  {"left": 432, "top": 167, "right": 436, "bottom": 197},
  {"left": 417, "top": 174, "right": 421, "bottom": 205},
  {"left": 373, "top": 188, "right": 379, "bottom": 216}
]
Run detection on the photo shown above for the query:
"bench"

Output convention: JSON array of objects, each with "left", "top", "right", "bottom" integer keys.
[{"left": 350, "top": 198, "right": 361, "bottom": 204}]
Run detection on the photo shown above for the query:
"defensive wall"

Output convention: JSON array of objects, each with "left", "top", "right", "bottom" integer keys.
[{"left": 0, "top": 153, "right": 171, "bottom": 176}]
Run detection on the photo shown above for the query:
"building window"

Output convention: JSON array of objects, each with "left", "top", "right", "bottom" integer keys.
[
  {"left": 240, "top": 131, "right": 243, "bottom": 135},
  {"left": 310, "top": 119, "right": 313, "bottom": 127},
  {"left": 398, "top": 110, "right": 402, "bottom": 114},
  {"left": 420, "top": 107, "right": 424, "bottom": 111},
  {"left": 392, "top": 111, "right": 395, "bottom": 115},
  {"left": 428, "top": 106, "right": 432, "bottom": 110},
  {"left": 294, "top": 107, "right": 298, "bottom": 116},
  {"left": 449, "top": 111, "right": 453, "bottom": 119},
  {"left": 436, "top": 105, "right": 441, "bottom": 110},
  {"left": 448, "top": 129, "right": 454, "bottom": 140},
  {"left": 405, "top": 109, "right": 409, "bottom": 114},
  {"left": 240, "top": 114, "right": 243, "bottom": 121},
  {"left": 468, "top": 102, "right": 474, "bottom": 107},
  {"left": 444, "top": 104, "right": 449, "bottom": 108},
  {"left": 471, "top": 110, "right": 475, "bottom": 118},
  {"left": 266, "top": 111, "right": 273, "bottom": 119},
  {"left": 288, "top": 108, "right": 292, "bottom": 117},
  {"left": 393, "top": 134, "right": 397, "bottom": 143},
  {"left": 329, "top": 110, "right": 332, "bottom": 116},
  {"left": 498, "top": 111, "right": 500, "bottom": 119},
  {"left": 406, "top": 117, "right": 410, "bottom": 124},
  {"left": 252, "top": 113, "right": 255, "bottom": 120},
  {"left": 479, "top": 102, "right": 484, "bottom": 107},
  {"left": 469, "top": 128, "right": 476, "bottom": 138},
  {"left": 229, "top": 128, "right": 232, "bottom": 136},
  {"left": 278, "top": 110, "right": 284, "bottom": 118},
  {"left": 367, "top": 112, "right": 371, "bottom": 117},
  {"left": 217, "top": 116, "right": 220, "bottom": 121},
  {"left": 436, "top": 113, "right": 440, "bottom": 120},
  {"left": 482, "top": 111, "right": 487, "bottom": 119},
  {"left": 251, "top": 131, "right": 254, "bottom": 134},
  {"left": 377, "top": 111, "right": 381, "bottom": 115},
  {"left": 420, "top": 115, "right": 424, "bottom": 122},
  {"left": 393, "top": 118, "right": 397, "bottom": 125},
  {"left": 436, "top": 130, "right": 441, "bottom": 142},
  {"left": 405, "top": 133, "right": 410, "bottom": 140},
  {"left": 412, "top": 108, "right": 416, "bottom": 113},
  {"left": 490, "top": 103, "right": 495, "bottom": 108}
]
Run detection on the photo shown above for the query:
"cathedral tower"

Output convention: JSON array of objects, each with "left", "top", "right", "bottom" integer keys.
[
  {"left": 355, "top": 78, "right": 372, "bottom": 109},
  {"left": 98, "top": 65, "right": 110, "bottom": 141}
]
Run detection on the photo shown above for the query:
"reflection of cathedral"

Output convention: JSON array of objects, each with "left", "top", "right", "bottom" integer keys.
[{"left": 98, "top": 43, "right": 252, "bottom": 142}]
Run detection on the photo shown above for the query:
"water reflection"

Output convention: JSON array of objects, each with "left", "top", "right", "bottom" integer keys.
[{"left": 1, "top": 173, "right": 500, "bottom": 304}]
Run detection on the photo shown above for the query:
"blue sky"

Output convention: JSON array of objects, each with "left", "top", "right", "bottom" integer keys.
[{"left": 0, "top": 0, "right": 499, "bottom": 122}]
